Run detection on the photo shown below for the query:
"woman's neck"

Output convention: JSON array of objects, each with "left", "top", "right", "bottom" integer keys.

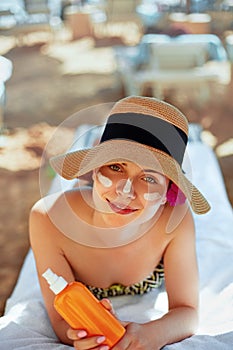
[{"left": 91, "top": 205, "right": 165, "bottom": 238}]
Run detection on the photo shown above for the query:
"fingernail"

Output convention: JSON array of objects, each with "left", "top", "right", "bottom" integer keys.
[
  {"left": 99, "top": 346, "right": 109, "bottom": 350},
  {"left": 77, "top": 330, "right": 87, "bottom": 338},
  {"left": 97, "top": 336, "right": 106, "bottom": 344}
]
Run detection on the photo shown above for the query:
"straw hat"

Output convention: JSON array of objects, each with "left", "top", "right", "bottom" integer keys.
[{"left": 50, "top": 96, "right": 210, "bottom": 214}]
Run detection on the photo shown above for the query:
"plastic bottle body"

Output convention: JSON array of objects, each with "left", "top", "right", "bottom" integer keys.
[{"left": 54, "top": 281, "right": 125, "bottom": 348}]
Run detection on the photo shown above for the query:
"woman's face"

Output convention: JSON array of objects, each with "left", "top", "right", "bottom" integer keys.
[{"left": 92, "top": 161, "right": 169, "bottom": 227}]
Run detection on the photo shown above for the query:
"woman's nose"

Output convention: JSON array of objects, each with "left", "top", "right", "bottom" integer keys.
[{"left": 116, "top": 179, "right": 136, "bottom": 199}]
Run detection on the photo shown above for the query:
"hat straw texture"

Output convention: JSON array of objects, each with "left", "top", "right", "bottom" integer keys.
[{"left": 50, "top": 96, "right": 210, "bottom": 214}]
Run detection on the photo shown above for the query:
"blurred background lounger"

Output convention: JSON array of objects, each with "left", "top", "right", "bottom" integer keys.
[{"left": 0, "top": 123, "right": 233, "bottom": 350}]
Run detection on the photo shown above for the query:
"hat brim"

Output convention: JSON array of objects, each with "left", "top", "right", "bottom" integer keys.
[{"left": 50, "top": 139, "right": 210, "bottom": 215}]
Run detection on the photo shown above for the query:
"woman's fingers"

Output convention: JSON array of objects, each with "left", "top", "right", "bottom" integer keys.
[
  {"left": 67, "top": 328, "right": 109, "bottom": 350},
  {"left": 73, "top": 335, "right": 108, "bottom": 350},
  {"left": 66, "top": 328, "right": 87, "bottom": 340},
  {"left": 100, "top": 299, "right": 130, "bottom": 328},
  {"left": 100, "top": 298, "right": 113, "bottom": 312}
]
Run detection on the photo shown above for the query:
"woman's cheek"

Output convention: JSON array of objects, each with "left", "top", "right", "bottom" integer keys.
[
  {"left": 143, "top": 189, "right": 167, "bottom": 206},
  {"left": 143, "top": 192, "right": 161, "bottom": 202},
  {"left": 97, "top": 171, "right": 113, "bottom": 188}
]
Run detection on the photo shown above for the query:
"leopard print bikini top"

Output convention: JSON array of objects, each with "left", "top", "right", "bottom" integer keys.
[{"left": 86, "top": 262, "right": 164, "bottom": 300}]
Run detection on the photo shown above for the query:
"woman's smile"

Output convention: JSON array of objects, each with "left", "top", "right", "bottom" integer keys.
[{"left": 106, "top": 199, "right": 138, "bottom": 215}]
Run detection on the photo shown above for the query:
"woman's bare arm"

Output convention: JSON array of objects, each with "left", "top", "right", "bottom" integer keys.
[{"left": 29, "top": 197, "right": 75, "bottom": 345}]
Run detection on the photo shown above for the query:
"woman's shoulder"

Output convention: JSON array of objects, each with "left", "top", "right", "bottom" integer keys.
[
  {"left": 30, "top": 187, "right": 93, "bottom": 227},
  {"left": 30, "top": 191, "right": 67, "bottom": 218},
  {"left": 160, "top": 203, "right": 194, "bottom": 235},
  {"left": 31, "top": 187, "right": 90, "bottom": 211},
  {"left": 29, "top": 188, "right": 93, "bottom": 246}
]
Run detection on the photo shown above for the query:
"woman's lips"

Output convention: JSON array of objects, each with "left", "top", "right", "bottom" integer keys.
[{"left": 107, "top": 200, "right": 138, "bottom": 215}]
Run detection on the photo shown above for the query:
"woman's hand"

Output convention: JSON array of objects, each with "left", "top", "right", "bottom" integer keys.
[
  {"left": 66, "top": 298, "right": 122, "bottom": 350},
  {"left": 66, "top": 297, "right": 163, "bottom": 349},
  {"left": 67, "top": 328, "right": 109, "bottom": 350},
  {"left": 68, "top": 322, "right": 159, "bottom": 350},
  {"left": 112, "top": 322, "right": 156, "bottom": 350}
]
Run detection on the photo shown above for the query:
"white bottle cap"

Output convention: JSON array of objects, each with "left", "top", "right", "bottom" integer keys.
[{"left": 42, "top": 268, "right": 68, "bottom": 295}]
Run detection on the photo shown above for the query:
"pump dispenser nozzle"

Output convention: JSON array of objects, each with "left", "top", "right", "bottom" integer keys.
[{"left": 42, "top": 268, "right": 68, "bottom": 295}]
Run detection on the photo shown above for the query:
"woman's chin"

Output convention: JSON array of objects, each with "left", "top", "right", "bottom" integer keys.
[{"left": 100, "top": 211, "right": 140, "bottom": 228}]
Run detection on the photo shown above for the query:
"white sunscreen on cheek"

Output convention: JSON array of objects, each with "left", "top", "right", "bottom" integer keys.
[
  {"left": 97, "top": 171, "right": 112, "bottom": 188},
  {"left": 144, "top": 192, "right": 161, "bottom": 201}
]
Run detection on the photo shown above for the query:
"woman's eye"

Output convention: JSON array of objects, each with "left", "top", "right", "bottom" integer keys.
[
  {"left": 109, "top": 164, "right": 121, "bottom": 172},
  {"left": 143, "top": 176, "right": 157, "bottom": 184}
]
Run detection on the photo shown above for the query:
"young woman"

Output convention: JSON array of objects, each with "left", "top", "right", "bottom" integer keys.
[{"left": 30, "top": 96, "right": 210, "bottom": 350}]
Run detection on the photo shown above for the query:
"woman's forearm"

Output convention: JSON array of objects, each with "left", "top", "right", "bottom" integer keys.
[
  {"left": 144, "top": 306, "right": 198, "bottom": 349},
  {"left": 52, "top": 318, "right": 73, "bottom": 346},
  {"left": 53, "top": 306, "right": 198, "bottom": 349}
]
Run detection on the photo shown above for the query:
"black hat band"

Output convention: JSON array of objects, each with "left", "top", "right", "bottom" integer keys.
[{"left": 100, "top": 113, "right": 188, "bottom": 166}]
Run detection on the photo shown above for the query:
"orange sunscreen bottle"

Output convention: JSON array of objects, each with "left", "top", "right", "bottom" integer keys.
[{"left": 42, "top": 268, "right": 125, "bottom": 348}]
